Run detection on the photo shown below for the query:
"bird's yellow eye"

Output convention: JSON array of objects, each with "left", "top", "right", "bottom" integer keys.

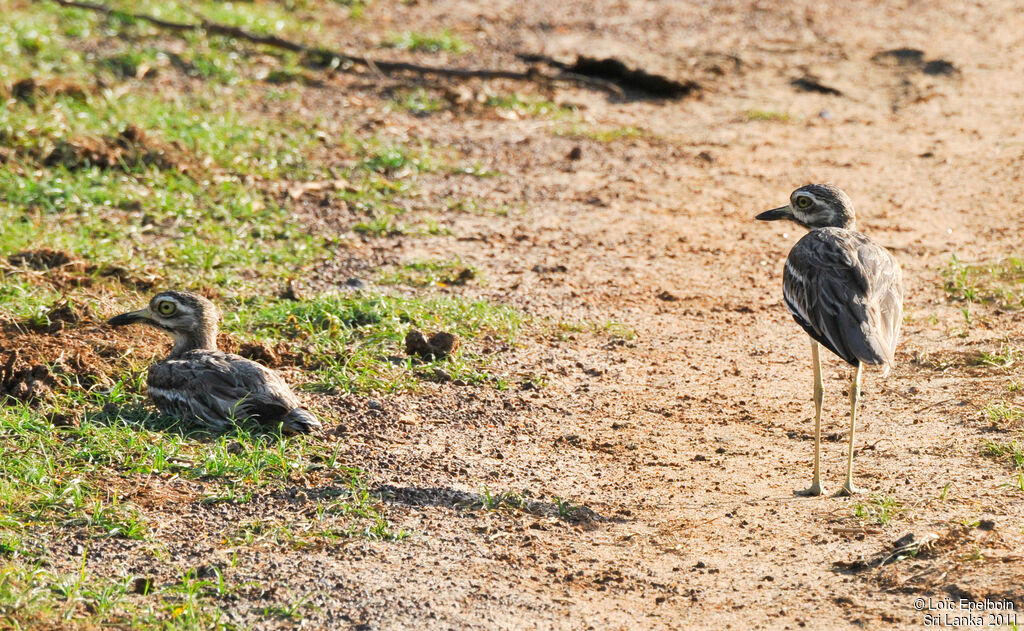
[
  {"left": 795, "top": 196, "right": 812, "bottom": 209},
  {"left": 156, "top": 300, "right": 177, "bottom": 316}
]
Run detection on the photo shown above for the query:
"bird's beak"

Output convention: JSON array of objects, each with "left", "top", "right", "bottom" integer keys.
[
  {"left": 108, "top": 307, "right": 153, "bottom": 327},
  {"left": 755, "top": 204, "right": 794, "bottom": 221}
]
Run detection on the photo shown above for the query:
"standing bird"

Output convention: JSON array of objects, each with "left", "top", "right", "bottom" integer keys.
[
  {"left": 108, "top": 291, "right": 321, "bottom": 435},
  {"left": 756, "top": 184, "right": 902, "bottom": 496}
]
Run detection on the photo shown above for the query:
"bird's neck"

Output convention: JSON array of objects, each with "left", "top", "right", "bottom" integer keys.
[{"left": 169, "top": 328, "right": 218, "bottom": 357}]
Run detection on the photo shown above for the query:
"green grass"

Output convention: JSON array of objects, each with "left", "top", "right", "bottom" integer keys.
[
  {"left": 227, "top": 293, "right": 521, "bottom": 392},
  {"left": 972, "top": 345, "right": 1021, "bottom": 368},
  {"left": 384, "top": 30, "right": 469, "bottom": 54},
  {"left": 484, "top": 93, "right": 574, "bottom": 118},
  {"left": 556, "top": 124, "right": 646, "bottom": 143},
  {"left": 745, "top": 109, "right": 792, "bottom": 122},
  {"left": 387, "top": 88, "right": 445, "bottom": 115},
  {"left": 851, "top": 495, "right": 902, "bottom": 525},
  {"left": 945, "top": 254, "right": 1024, "bottom": 309},
  {"left": 554, "top": 319, "right": 637, "bottom": 341},
  {"left": 984, "top": 439, "right": 1024, "bottom": 469},
  {"left": 377, "top": 259, "right": 478, "bottom": 287},
  {"left": 984, "top": 402, "right": 1023, "bottom": 426},
  {"left": 0, "top": 558, "right": 326, "bottom": 628}
]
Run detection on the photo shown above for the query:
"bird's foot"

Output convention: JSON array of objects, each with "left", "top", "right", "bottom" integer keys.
[
  {"left": 795, "top": 482, "right": 823, "bottom": 497},
  {"left": 837, "top": 482, "right": 862, "bottom": 497}
]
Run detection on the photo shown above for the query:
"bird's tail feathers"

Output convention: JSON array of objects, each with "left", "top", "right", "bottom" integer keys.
[{"left": 281, "top": 408, "right": 322, "bottom": 435}]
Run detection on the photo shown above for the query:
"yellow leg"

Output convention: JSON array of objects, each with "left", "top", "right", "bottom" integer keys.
[
  {"left": 839, "top": 363, "right": 863, "bottom": 496},
  {"left": 797, "top": 341, "right": 824, "bottom": 497}
]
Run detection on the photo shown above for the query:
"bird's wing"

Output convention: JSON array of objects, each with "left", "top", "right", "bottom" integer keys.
[
  {"left": 852, "top": 238, "right": 904, "bottom": 370},
  {"left": 148, "top": 351, "right": 301, "bottom": 427},
  {"left": 784, "top": 229, "right": 902, "bottom": 368}
]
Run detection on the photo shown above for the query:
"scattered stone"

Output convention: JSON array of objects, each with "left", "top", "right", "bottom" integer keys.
[
  {"left": 225, "top": 441, "right": 244, "bottom": 455},
  {"left": 432, "top": 368, "right": 453, "bottom": 382},
  {"left": 893, "top": 533, "right": 916, "bottom": 548},
  {"left": 977, "top": 519, "right": 996, "bottom": 531},
  {"left": 696, "top": 150, "right": 714, "bottom": 163},
  {"left": 367, "top": 399, "right": 384, "bottom": 411},
  {"left": 532, "top": 264, "right": 568, "bottom": 274},
  {"left": 567, "top": 146, "right": 582, "bottom": 161},
  {"left": 341, "top": 277, "right": 367, "bottom": 290},
  {"left": 657, "top": 290, "right": 679, "bottom": 301},
  {"left": 405, "top": 330, "right": 460, "bottom": 360}
]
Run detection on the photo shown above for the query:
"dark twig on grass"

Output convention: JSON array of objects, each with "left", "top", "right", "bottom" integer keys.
[{"left": 51, "top": 0, "right": 670, "bottom": 97}]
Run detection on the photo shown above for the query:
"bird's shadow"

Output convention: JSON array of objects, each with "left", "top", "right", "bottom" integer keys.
[{"left": 366, "top": 484, "right": 620, "bottom": 526}]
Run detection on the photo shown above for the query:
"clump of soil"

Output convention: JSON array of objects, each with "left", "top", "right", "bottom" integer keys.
[
  {"left": 7, "top": 249, "right": 158, "bottom": 291},
  {"left": 237, "top": 341, "right": 281, "bottom": 366},
  {"left": 8, "top": 77, "right": 88, "bottom": 104},
  {"left": 216, "top": 335, "right": 298, "bottom": 369},
  {"left": 29, "top": 299, "right": 98, "bottom": 333},
  {"left": 405, "top": 330, "right": 460, "bottom": 360},
  {"left": 0, "top": 350, "right": 55, "bottom": 404},
  {"left": 43, "top": 124, "right": 190, "bottom": 172},
  {"left": 8, "top": 248, "right": 85, "bottom": 271}
]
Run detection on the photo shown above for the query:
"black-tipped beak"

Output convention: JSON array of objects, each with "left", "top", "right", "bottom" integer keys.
[
  {"left": 108, "top": 307, "right": 152, "bottom": 327},
  {"left": 755, "top": 204, "right": 794, "bottom": 221}
]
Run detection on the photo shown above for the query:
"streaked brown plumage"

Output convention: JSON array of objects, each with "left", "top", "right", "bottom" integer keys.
[
  {"left": 757, "top": 184, "right": 903, "bottom": 496},
  {"left": 109, "top": 291, "right": 320, "bottom": 435}
]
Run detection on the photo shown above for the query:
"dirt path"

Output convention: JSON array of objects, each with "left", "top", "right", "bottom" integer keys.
[{"left": 297, "top": 1, "right": 1024, "bottom": 628}]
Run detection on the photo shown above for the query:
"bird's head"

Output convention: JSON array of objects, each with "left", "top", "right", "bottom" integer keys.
[
  {"left": 755, "top": 184, "right": 856, "bottom": 230},
  {"left": 109, "top": 290, "right": 219, "bottom": 355}
]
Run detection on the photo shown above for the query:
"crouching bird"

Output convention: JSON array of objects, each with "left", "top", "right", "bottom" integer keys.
[
  {"left": 109, "top": 291, "right": 321, "bottom": 435},
  {"left": 756, "top": 184, "right": 902, "bottom": 496}
]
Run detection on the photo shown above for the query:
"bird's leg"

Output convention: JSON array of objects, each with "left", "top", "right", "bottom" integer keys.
[
  {"left": 839, "top": 363, "right": 864, "bottom": 496},
  {"left": 797, "top": 341, "right": 824, "bottom": 497}
]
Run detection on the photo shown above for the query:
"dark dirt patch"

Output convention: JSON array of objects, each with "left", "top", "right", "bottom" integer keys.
[
  {"left": 519, "top": 53, "right": 703, "bottom": 99},
  {"left": 872, "top": 48, "right": 960, "bottom": 77},
  {"left": 8, "top": 77, "right": 88, "bottom": 104},
  {"left": 8, "top": 248, "right": 85, "bottom": 271},
  {"left": 791, "top": 75, "right": 843, "bottom": 96},
  {"left": 0, "top": 350, "right": 55, "bottom": 404},
  {"left": 6, "top": 249, "right": 158, "bottom": 291},
  {"left": 43, "top": 125, "right": 191, "bottom": 172},
  {"left": 28, "top": 299, "right": 98, "bottom": 333}
]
